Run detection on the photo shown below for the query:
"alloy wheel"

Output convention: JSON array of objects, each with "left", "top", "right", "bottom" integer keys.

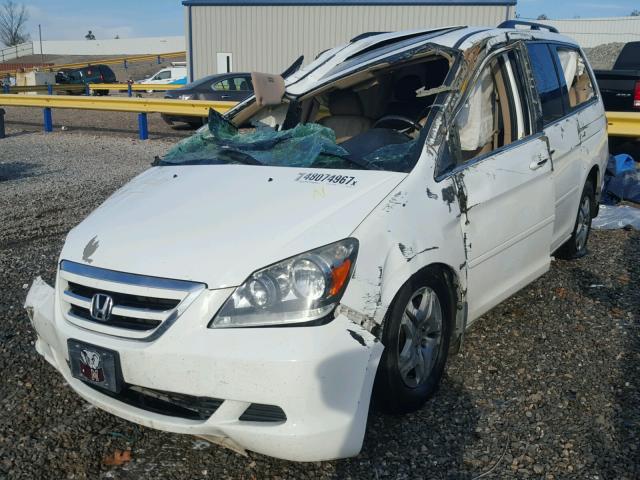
[{"left": 397, "top": 286, "right": 443, "bottom": 388}]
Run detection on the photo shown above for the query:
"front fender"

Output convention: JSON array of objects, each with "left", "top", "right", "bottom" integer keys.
[{"left": 340, "top": 160, "right": 468, "bottom": 336}]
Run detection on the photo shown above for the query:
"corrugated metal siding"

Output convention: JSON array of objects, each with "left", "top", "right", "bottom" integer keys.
[
  {"left": 537, "top": 16, "right": 640, "bottom": 48},
  {"left": 190, "top": 5, "right": 511, "bottom": 78}
]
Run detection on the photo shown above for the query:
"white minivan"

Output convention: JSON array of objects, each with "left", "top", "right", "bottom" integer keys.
[
  {"left": 26, "top": 22, "right": 608, "bottom": 462},
  {"left": 138, "top": 63, "right": 187, "bottom": 90}
]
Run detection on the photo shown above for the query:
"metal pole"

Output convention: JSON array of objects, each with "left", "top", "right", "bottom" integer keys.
[
  {"left": 127, "top": 82, "right": 132, "bottom": 97},
  {"left": 85, "top": 84, "right": 90, "bottom": 96},
  {"left": 47, "top": 83, "right": 53, "bottom": 95},
  {"left": 43, "top": 107, "right": 52, "bottom": 133},
  {"left": 0, "top": 108, "right": 5, "bottom": 139},
  {"left": 138, "top": 113, "right": 148, "bottom": 140},
  {"left": 39, "top": 24, "right": 44, "bottom": 65}
]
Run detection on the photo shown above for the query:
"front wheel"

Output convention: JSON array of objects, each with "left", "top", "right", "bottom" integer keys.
[
  {"left": 556, "top": 180, "right": 594, "bottom": 260},
  {"left": 374, "top": 269, "right": 453, "bottom": 414}
]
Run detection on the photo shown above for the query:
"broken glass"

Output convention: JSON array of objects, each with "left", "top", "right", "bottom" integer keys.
[
  {"left": 161, "top": 110, "right": 351, "bottom": 168},
  {"left": 161, "top": 109, "right": 421, "bottom": 172}
]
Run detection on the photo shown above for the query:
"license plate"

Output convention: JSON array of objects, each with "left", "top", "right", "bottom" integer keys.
[{"left": 68, "top": 339, "right": 122, "bottom": 393}]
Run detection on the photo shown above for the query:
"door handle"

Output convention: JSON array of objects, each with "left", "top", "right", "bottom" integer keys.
[
  {"left": 220, "top": 94, "right": 230, "bottom": 99},
  {"left": 529, "top": 158, "right": 548, "bottom": 170}
]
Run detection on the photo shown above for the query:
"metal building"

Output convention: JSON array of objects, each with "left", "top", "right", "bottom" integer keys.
[{"left": 182, "top": 0, "right": 516, "bottom": 81}]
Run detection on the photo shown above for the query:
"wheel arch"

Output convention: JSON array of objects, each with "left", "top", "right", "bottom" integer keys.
[
  {"left": 586, "top": 164, "right": 600, "bottom": 217},
  {"left": 382, "top": 262, "right": 467, "bottom": 355}
]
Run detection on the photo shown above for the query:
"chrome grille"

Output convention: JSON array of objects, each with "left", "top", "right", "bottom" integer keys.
[{"left": 59, "top": 260, "right": 205, "bottom": 341}]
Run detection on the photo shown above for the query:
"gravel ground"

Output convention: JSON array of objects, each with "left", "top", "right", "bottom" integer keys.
[{"left": 0, "top": 130, "right": 638, "bottom": 480}]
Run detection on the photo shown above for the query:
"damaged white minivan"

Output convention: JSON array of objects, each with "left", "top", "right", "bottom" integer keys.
[{"left": 26, "top": 22, "right": 608, "bottom": 461}]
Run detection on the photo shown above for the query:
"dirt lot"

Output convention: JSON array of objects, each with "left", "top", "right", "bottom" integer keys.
[
  {"left": 2, "top": 54, "right": 186, "bottom": 83},
  {"left": 0, "top": 124, "right": 638, "bottom": 479}
]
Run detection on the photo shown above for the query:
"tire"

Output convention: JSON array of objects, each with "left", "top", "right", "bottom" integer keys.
[
  {"left": 374, "top": 268, "right": 453, "bottom": 414},
  {"left": 556, "top": 180, "right": 595, "bottom": 260}
]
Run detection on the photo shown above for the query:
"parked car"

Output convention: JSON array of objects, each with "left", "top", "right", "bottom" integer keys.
[
  {"left": 161, "top": 72, "right": 254, "bottom": 127},
  {"left": 26, "top": 22, "right": 607, "bottom": 462},
  {"left": 138, "top": 64, "right": 188, "bottom": 93},
  {"left": 594, "top": 41, "right": 640, "bottom": 112},
  {"left": 55, "top": 64, "right": 116, "bottom": 95}
]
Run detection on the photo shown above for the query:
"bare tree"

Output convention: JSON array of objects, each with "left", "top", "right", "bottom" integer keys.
[
  {"left": 0, "top": 1, "right": 29, "bottom": 47},
  {"left": 537, "top": 14, "right": 549, "bottom": 20},
  {"left": 631, "top": 9, "right": 640, "bottom": 16}
]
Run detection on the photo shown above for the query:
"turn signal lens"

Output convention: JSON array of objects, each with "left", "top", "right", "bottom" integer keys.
[{"left": 330, "top": 259, "right": 352, "bottom": 296}]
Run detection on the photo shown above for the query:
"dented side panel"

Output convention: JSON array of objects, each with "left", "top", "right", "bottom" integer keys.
[{"left": 340, "top": 142, "right": 467, "bottom": 336}]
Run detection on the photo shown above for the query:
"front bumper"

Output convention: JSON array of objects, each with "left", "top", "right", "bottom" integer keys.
[{"left": 25, "top": 277, "right": 383, "bottom": 462}]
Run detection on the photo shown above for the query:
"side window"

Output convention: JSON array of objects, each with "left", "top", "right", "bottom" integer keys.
[
  {"left": 450, "top": 50, "right": 532, "bottom": 165},
  {"left": 555, "top": 47, "right": 595, "bottom": 109},
  {"left": 213, "top": 79, "right": 233, "bottom": 91},
  {"left": 155, "top": 71, "right": 171, "bottom": 80},
  {"left": 526, "top": 43, "right": 566, "bottom": 125},
  {"left": 232, "top": 77, "right": 253, "bottom": 91}
]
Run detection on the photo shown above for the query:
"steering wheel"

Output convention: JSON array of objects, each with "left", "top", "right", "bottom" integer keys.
[{"left": 373, "top": 115, "right": 423, "bottom": 134}]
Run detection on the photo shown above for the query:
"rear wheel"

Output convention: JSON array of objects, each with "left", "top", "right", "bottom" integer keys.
[
  {"left": 374, "top": 269, "right": 453, "bottom": 413},
  {"left": 556, "top": 180, "right": 594, "bottom": 259}
]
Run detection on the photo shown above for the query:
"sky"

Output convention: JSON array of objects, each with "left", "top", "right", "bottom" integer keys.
[
  {"left": 16, "top": 0, "right": 640, "bottom": 42},
  {"left": 516, "top": 0, "right": 639, "bottom": 20},
  {"left": 23, "top": 0, "right": 184, "bottom": 41}
]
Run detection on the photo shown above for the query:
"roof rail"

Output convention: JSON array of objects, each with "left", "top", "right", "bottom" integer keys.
[
  {"left": 498, "top": 20, "right": 559, "bottom": 34},
  {"left": 350, "top": 31, "right": 389, "bottom": 42}
]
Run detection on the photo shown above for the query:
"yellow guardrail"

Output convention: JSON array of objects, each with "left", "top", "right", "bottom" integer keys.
[
  {"left": 606, "top": 111, "right": 640, "bottom": 138},
  {"left": 51, "top": 51, "right": 185, "bottom": 71},
  {"left": 7, "top": 84, "right": 86, "bottom": 93},
  {"left": 3, "top": 83, "right": 185, "bottom": 94},
  {"left": 0, "top": 93, "right": 238, "bottom": 139},
  {"left": 89, "top": 83, "right": 185, "bottom": 91},
  {"left": 2, "top": 52, "right": 186, "bottom": 76},
  {"left": 0, "top": 94, "right": 235, "bottom": 116}
]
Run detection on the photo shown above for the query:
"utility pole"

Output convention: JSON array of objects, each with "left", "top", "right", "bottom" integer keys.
[{"left": 39, "top": 24, "right": 44, "bottom": 65}]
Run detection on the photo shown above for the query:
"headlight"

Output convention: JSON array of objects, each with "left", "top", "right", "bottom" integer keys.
[{"left": 209, "top": 238, "right": 358, "bottom": 328}]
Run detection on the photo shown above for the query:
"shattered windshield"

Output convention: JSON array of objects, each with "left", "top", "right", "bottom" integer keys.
[
  {"left": 160, "top": 50, "right": 453, "bottom": 173},
  {"left": 160, "top": 110, "right": 420, "bottom": 172}
]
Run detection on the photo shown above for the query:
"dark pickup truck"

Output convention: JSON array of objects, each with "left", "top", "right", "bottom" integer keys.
[{"left": 594, "top": 42, "right": 640, "bottom": 112}]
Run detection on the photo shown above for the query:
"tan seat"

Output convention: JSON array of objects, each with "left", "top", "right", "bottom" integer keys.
[{"left": 318, "top": 90, "right": 372, "bottom": 142}]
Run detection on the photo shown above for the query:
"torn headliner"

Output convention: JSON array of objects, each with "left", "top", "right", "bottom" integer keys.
[{"left": 232, "top": 43, "right": 459, "bottom": 126}]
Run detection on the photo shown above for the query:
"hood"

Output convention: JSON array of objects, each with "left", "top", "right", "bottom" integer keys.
[{"left": 61, "top": 165, "right": 405, "bottom": 288}]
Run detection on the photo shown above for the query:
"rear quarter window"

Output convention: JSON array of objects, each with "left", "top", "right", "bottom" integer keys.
[
  {"left": 554, "top": 47, "right": 596, "bottom": 110},
  {"left": 526, "top": 43, "right": 566, "bottom": 125}
]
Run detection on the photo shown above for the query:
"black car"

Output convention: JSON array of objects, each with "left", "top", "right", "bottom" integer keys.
[
  {"left": 162, "top": 72, "right": 253, "bottom": 128},
  {"left": 55, "top": 64, "right": 117, "bottom": 95}
]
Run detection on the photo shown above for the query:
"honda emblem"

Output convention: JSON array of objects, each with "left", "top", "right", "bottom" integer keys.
[{"left": 90, "top": 293, "right": 113, "bottom": 322}]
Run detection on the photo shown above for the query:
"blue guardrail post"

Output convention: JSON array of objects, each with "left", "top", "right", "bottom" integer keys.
[
  {"left": 43, "top": 107, "right": 53, "bottom": 133},
  {"left": 47, "top": 84, "right": 53, "bottom": 95},
  {"left": 0, "top": 108, "right": 5, "bottom": 139},
  {"left": 2, "top": 83, "right": 9, "bottom": 94},
  {"left": 85, "top": 84, "right": 90, "bottom": 96},
  {"left": 127, "top": 83, "right": 133, "bottom": 97},
  {"left": 138, "top": 113, "right": 148, "bottom": 140}
]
